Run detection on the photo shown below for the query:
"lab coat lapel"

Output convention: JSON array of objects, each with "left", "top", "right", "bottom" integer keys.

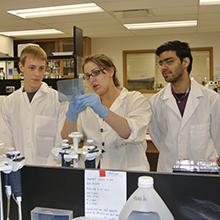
[
  {"left": 162, "top": 84, "right": 181, "bottom": 118},
  {"left": 21, "top": 89, "right": 32, "bottom": 109},
  {"left": 31, "top": 82, "right": 49, "bottom": 104},
  {"left": 181, "top": 80, "right": 203, "bottom": 128},
  {"left": 110, "top": 88, "right": 127, "bottom": 111}
]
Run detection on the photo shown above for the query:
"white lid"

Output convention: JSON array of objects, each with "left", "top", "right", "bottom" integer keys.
[
  {"left": 138, "top": 176, "right": 154, "bottom": 188},
  {"left": 86, "top": 139, "right": 94, "bottom": 144}
]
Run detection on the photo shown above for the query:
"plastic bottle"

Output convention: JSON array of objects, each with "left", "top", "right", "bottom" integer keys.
[
  {"left": 7, "top": 68, "right": 13, "bottom": 79},
  {"left": 13, "top": 68, "right": 20, "bottom": 79},
  {"left": 118, "top": 176, "right": 174, "bottom": 220},
  {"left": 0, "top": 67, "right": 5, "bottom": 80}
]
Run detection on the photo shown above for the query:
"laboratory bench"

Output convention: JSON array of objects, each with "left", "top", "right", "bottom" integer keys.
[{"left": 3, "top": 165, "right": 220, "bottom": 220}]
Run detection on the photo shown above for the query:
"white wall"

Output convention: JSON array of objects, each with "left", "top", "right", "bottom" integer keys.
[
  {"left": 0, "top": 35, "right": 13, "bottom": 57},
  {"left": 91, "top": 32, "right": 220, "bottom": 98}
]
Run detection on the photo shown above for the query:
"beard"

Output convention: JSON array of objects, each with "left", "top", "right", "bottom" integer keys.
[{"left": 162, "top": 65, "right": 184, "bottom": 83}]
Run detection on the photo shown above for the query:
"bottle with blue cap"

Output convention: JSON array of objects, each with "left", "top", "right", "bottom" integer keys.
[{"left": 118, "top": 176, "right": 174, "bottom": 220}]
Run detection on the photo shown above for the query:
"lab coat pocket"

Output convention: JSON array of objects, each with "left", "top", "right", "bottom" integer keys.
[
  {"left": 190, "top": 123, "right": 210, "bottom": 156},
  {"left": 35, "top": 115, "right": 57, "bottom": 158}
]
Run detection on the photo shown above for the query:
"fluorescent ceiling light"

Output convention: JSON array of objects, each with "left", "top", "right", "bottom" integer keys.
[
  {"left": 0, "top": 29, "right": 63, "bottom": 37},
  {"left": 200, "top": 0, "right": 220, "bottom": 5},
  {"left": 124, "top": 20, "right": 197, "bottom": 30},
  {"left": 7, "top": 3, "right": 103, "bottom": 18}
]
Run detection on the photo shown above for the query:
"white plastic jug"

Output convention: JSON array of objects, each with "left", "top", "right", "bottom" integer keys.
[{"left": 118, "top": 176, "right": 174, "bottom": 220}]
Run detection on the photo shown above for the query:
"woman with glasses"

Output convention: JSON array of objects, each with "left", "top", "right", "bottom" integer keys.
[{"left": 61, "top": 54, "right": 151, "bottom": 171}]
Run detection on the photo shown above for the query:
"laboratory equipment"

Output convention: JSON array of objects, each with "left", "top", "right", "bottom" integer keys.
[
  {"left": 205, "top": 81, "right": 219, "bottom": 93},
  {"left": 82, "top": 140, "right": 101, "bottom": 168},
  {"left": 31, "top": 207, "right": 73, "bottom": 220},
  {"left": 68, "top": 132, "right": 83, "bottom": 153},
  {"left": 0, "top": 157, "right": 12, "bottom": 220},
  {"left": 118, "top": 176, "right": 174, "bottom": 220},
  {"left": 0, "top": 149, "right": 25, "bottom": 220},
  {"left": 52, "top": 140, "right": 76, "bottom": 168},
  {"left": 173, "top": 159, "right": 219, "bottom": 174},
  {"left": 51, "top": 135, "right": 102, "bottom": 168}
]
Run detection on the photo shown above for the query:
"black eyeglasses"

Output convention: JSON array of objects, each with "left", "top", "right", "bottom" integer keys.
[{"left": 83, "top": 68, "right": 105, "bottom": 80}]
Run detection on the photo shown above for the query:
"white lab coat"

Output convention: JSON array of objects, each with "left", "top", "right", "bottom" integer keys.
[
  {"left": 0, "top": 82, "right": 68, "bottom": 165},
  {"left": 149, "top": 79, "right": 220, "bottom": 172},
  {"left": 77, "top": 88, "right": 152, "bottom": 171}
]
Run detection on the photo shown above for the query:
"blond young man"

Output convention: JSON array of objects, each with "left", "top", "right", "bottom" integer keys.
[{"left": 0, "top": 45, "right": 67, "bottom": 165}]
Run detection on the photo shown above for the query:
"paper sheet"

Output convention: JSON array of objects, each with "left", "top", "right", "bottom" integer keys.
[{"left": 85, "top": 169, "right": 127, "bottom": 220}]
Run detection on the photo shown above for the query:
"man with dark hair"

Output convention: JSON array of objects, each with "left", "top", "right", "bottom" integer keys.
[{"left": 149, "top": 40, "right": 220, "bottom": 172}]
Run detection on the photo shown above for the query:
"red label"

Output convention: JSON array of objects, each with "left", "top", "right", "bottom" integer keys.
[{"left": 99, "top": 169, "right": 106, "bottom": 177}]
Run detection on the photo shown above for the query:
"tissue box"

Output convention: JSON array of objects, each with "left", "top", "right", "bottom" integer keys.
[{"left": 31, "top": 207, "right": 73, "bottom": 220}]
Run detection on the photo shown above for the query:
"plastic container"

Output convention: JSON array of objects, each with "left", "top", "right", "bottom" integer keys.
[
  {"left": 0, "top": 67, "right": 5, "bottom": 80},
  {"left": 31, "top": 207, "right": 73, "bottom": 220},
  {"left": 72, "top": 217, "right": 104, "bottom": 220},
  {"left": 13, "top": 68, "right": 20, "bottom": 79},
  {"left": 118, "top": 176, "right": 174, "bottom": 220}
]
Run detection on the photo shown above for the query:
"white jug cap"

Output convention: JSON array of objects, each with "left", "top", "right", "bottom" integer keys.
[{"left": 138, "top": 176, "right": 154, "bottom": 188}]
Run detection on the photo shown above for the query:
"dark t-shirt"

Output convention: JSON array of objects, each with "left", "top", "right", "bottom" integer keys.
[
  {"left": 172, "top": 89, "right": 190, "bottom": 117},
  {"left": 23, "top": 89, "right": 38, "bottom": 103}
]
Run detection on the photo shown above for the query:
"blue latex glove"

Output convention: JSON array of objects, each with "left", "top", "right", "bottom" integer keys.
[
  {"left": 66, "top": 95, "right": 86, "bottom": 121},
  {"left": 78, "top": 93, "right": 109, "bottom": 118}
]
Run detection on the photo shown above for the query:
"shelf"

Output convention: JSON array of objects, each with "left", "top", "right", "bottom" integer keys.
[
  {"left": 0, "top": 57, "right": 19, "bottom": 61},
  {"left": 52, "top": 52, "right": 73, "bottom": 56},
  {"left": 48, "top": 55, "right": 74, "bottom": 60},
  {"left": 2, "top": 36, "right": 91, "bottom": 79}
]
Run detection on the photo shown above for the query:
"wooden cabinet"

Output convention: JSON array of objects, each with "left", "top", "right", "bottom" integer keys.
[
  {"left": 13, "top": 37, "right": 91, "bottom": 77},
  {"left": 14, "top": 37, "right": 91, "bottom": 58}
]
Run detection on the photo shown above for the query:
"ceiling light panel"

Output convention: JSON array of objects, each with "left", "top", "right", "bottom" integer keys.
[
  {"left": 200, "top": 0, "right": 220, "bottom": 5},
  {"left": 0, "top": 29, "right": 63, "bottom": 37},
  {"left": 124, "top": 20, "right": 197, "bottom": 30},
  {"left": 7, "top": 3, "right": 103, "bottom": 19}
]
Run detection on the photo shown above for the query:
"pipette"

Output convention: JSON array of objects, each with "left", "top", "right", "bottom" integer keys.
[
  {"left": 3, "top": 151, "right": 25, "bottom": 220},
  {"left": 68, "top": 132, "right": 83, "bottom": 152}
]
